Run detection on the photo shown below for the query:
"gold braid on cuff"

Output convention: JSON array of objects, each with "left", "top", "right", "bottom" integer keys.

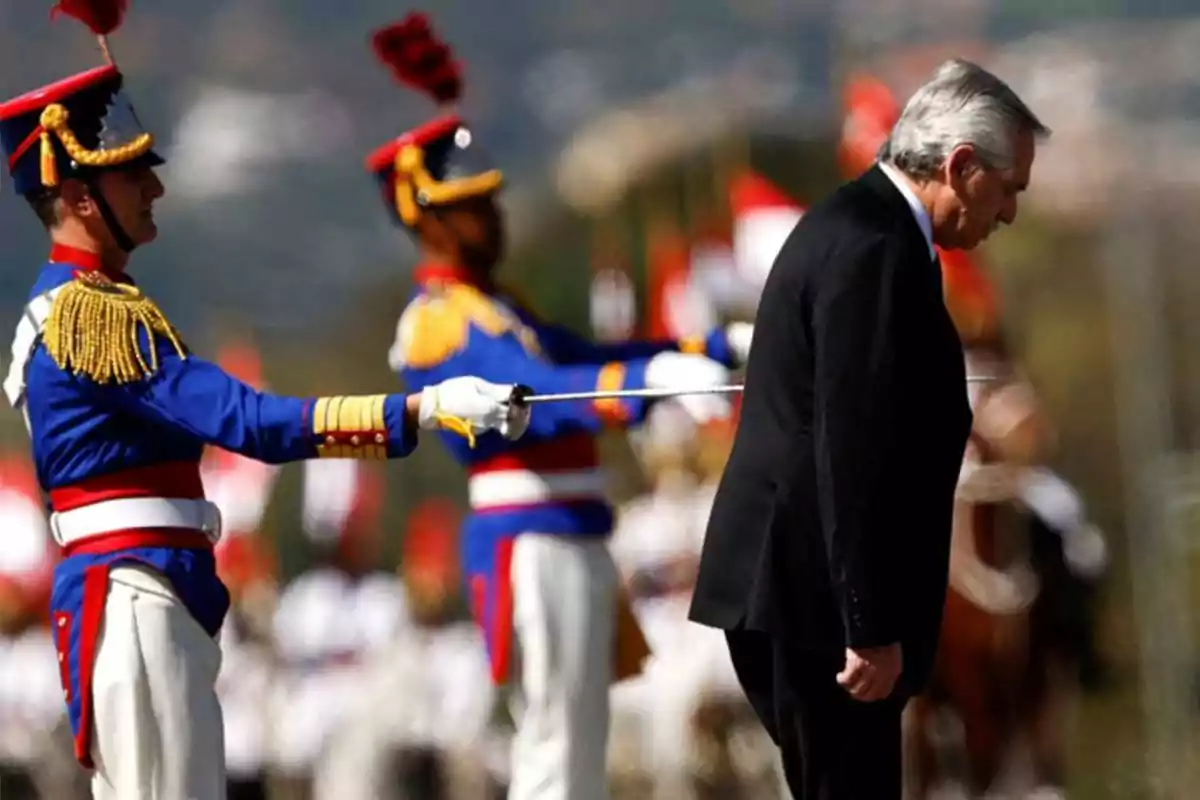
[{"left": 313, "top": 395, "right": 388, "bottom": 459}]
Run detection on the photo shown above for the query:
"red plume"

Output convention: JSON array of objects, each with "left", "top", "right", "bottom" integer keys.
[
  {"left": 371, "top": 12, "right": 462, "bottom": 105},
  {"left": 50, "top": 0, "right": 128, "bottom": 36}
]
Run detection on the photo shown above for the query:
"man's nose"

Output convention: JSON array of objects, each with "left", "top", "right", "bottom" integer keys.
[
  {"left": 146, "top": 171, "right": 165, "bottom": 199},
  {"left": 1000, "top": 198, "right": 1018, "bottom": 227}
]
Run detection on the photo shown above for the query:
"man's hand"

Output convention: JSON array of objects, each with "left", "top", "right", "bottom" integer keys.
[
  {"left": 836, "top": 643, "right": 902, "bottom": 702},
  {"left": 417, "top": 377, "right": 531, "bottom": 442},
  {"left": 645, "top": 352, "right": 732, "bottom": 424}
]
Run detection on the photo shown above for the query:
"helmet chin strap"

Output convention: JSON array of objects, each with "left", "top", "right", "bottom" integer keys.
[{"left": 85, "top": 176, "right": 137, "bottom": 254}]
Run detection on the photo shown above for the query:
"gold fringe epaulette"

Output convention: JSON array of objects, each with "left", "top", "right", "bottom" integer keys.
[{"left": 44, "top": 272, "right": 187, "bottom": 384}]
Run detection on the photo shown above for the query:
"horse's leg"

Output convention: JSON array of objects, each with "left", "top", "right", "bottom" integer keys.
[
  {"left": 937, "top": 634, "right": 1008, "bottom": 795},
  {"left": 902, "top": 695, "right": 940, "bottom": 798},
  {"left": 1024, "top": 651, "right": 1072, "bottom": 788},
  {"left": 955, "top": 688, "right": 1007, "bottom": 794},
  {"left": 992, "top": 610, "right": 1037, "bottom": 792},
  {"left": 1017, "top": 584, "right": 1073, "bottom": 791},
  {"left": 933, "top": 591, "right": 1010, "bottom": 796}
]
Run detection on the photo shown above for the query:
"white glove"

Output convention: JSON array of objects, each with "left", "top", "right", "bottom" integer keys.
[
  {"left": 645, "top": 352, "right": 732, "bottom": 424},
  {"left": 418, "top": 377, "right": 531, "bottom": 442},
  {"left": 725, "top": 322, "right": 754, "bottom": 365}
]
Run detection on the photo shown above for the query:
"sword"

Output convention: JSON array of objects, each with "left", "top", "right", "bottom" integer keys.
[{"left": 510, "top": 376, "right": 998, "bottom": 405}]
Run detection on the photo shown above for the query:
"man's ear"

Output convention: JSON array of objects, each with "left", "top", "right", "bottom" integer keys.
[
  {"left": 58, "top": 178, "right": 94, "bottom": 218},
  {"left": 944, "top": 144, "right": 978, "bottom": 186}
]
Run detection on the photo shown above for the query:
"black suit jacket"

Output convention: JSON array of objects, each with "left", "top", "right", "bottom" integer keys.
[{"left": 689, "top": 165, "right": 973, "bottom": 693}]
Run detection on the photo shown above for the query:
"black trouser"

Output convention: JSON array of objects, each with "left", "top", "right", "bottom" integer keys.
[{"left": 726, "top": 629, "right": 906, "bottom": 799}]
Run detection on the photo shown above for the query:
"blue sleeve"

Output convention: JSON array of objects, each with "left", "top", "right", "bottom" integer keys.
[
  {"left": 98, "top": 337, "right": 417, "bottom": 464},
  {"left": 403, "top": 324, "right": 651, "bottom": 438},
  {"left": 536, "top": 321, "right": 738, "bottom": 368}
]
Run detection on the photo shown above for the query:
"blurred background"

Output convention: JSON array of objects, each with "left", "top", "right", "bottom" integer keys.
[{"left": 1, "top": 0, "right": 1200, "bottom": 798}]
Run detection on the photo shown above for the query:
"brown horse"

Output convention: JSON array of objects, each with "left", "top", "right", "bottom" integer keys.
[{"left": 905, "top": 346, "right": 1070, "bottom": 798}]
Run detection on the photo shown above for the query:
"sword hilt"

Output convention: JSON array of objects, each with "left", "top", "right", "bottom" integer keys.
[{"left": 509, "top": 384, "right": 536, "bottom": 407}]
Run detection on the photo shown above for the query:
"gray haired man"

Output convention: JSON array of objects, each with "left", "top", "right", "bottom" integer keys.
[{"left": 689, "top": 59, "right": 1049, "bottom": 798}]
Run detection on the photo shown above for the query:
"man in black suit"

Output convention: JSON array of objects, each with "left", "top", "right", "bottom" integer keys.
[{"left": 688, "top": 59, "right": 1049, "bottom": 798}]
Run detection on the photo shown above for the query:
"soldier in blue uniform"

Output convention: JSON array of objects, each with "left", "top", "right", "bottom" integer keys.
[
  {"left": 0, "top": 8, "right": 532, "bottom": 800},
  {"left": 365, "top": 13, "right": 754, "bottom": 799}
]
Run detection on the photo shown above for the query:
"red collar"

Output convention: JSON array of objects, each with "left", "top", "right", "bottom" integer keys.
[
  {"left": 414, "top": 262, "right": 485, "bottom": 288},
  {"left": 48, "top": 243, "right": 122, "bottom": 278}
]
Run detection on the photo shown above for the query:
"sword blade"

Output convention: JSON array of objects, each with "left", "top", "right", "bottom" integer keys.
[
  {"left": 515, "top": 385, "right": 744, "bottom": 404},
  {"left": 513, "top": 376, "right": 999, "bottom": 405}
]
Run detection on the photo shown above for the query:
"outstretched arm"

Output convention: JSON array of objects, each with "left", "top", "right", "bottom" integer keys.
[
  {"left": 93, "top": 340, "right": 526, "bottom": 461},
  {"left": 43, "top": 276, "right": 527, "bottom": 463},
  {"left": 403, "top": 328, "right": 653, "bottom": 438},
  {"left": 95, "top": 340, "right": 419, "bottom": 462},
  {"left": 390, "top": 286, "right": 733, "bottom": 440}
]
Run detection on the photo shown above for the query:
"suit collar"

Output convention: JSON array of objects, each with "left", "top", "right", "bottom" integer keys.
[
  {"left": 857, "top": 164, "right": 938, "bottom": 262},
  {"left": 877, "top": 162, "right": 935, "bottom": 259}
]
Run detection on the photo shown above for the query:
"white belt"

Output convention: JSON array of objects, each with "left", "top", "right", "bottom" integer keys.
[
  {"left": 49, "top": 497, "right": 223, "bottom": 547},
  {"left": 467, "top": 468, "right": 608, "bottom": 509}
]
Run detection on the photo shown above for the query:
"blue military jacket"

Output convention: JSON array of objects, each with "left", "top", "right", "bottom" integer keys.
[
  {"left": 389, "top": 262, "right": 737, "bottom": 684},
  {"left": 12, "top": 244, "right": 417, "bottom": 766}
]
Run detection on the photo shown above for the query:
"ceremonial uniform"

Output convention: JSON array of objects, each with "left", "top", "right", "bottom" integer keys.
[
  {"left": 10, "top": 245, "right": 422, "bottom": 798},
  {"left": 387, "top": 263, "right": 738, "bottom": 799},
  {"left": 0, "top": 10, "right": 529, "bottom": 798},
  {"left": 363, "top": 14, "right": 749, "bottom": 798}
]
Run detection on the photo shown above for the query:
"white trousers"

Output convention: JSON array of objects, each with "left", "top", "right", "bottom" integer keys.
[
  {"left": 89, "top": 565, "right": 226, "bottom": 800},
  {"left": 507, "top": 534, "right": 617, "bottom": 800}
]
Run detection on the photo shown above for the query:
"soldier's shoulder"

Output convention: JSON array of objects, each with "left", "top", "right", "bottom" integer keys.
[
  {"left": 391, "top": 281, "right": 514, "bottom": 370},
  {"left": 392, "top": 284, "right": 471, "bottom": 371},
  {"left": 43, "top": 273, "right": 186, "bottom": 385}
]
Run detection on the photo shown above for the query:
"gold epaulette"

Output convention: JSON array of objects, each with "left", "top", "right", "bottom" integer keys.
[
  {"left": 44, "top": 273, "right": 187, "bottom": 384},
  {"left": 395, "top": 283, "right": 542, "bottom": 370},
  {"left": 313, "top": 395, "right": 389, "bottom": 459}
]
